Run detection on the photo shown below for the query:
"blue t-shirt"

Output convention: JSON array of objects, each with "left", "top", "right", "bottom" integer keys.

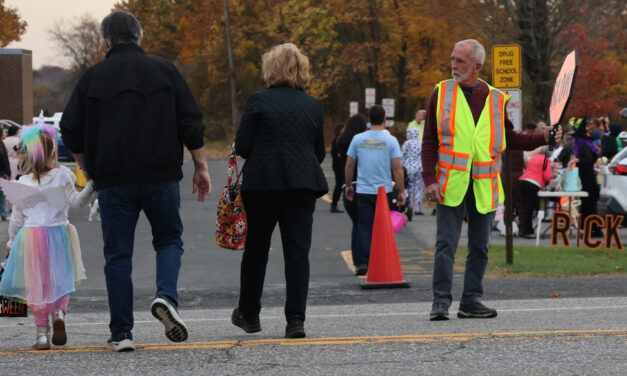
[{"left": 347, "top": 130, "right": 402, "bottom": 194}]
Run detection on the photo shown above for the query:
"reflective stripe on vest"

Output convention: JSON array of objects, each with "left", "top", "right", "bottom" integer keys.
[
  {"left": 489, "top": 91, "right": 505, "bottom": 159},
  {"left": 438, "top": 80, "right": 457, "bottom": 151}
]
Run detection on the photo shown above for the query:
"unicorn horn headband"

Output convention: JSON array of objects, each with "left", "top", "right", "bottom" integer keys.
[{"left": 20, "top": 118, "right": 57, "bottom": 164}]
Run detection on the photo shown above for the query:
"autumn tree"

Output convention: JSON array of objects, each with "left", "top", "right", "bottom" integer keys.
[
  {"left": 562, "top": 22, "right": 624, "bottom": 119},
  {"left": 427, "top": 0, "right": 617, "bottom": 122},
  {"left": 0, "top": 0, "right": 27, "bottom": 47}
]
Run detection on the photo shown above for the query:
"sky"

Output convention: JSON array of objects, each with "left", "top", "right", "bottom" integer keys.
[{"left": 5, "top": 0, "right": 119, "bottom": 69}]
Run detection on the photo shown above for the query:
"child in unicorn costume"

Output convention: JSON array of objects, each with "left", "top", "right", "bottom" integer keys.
[{"left": 0, "top": 123, "right": 94, "bottom": 350}]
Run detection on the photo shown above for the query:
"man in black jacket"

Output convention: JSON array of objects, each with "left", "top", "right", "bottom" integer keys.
[{"left": 60, "top": 11, "right": 211, "bottom": 352}]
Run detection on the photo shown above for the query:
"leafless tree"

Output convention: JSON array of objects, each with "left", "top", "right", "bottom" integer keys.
[{"left": 48, "top": 14, "right": 107, "bottom": 73}]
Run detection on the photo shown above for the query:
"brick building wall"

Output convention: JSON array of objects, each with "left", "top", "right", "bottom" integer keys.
[{"left": 0, "top": 49, "right": 33, "bottom": 124}]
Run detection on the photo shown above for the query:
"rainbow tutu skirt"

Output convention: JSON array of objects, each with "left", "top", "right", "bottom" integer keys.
[{"left": 0, "top": 224, "right": 85, "bottom": 311}]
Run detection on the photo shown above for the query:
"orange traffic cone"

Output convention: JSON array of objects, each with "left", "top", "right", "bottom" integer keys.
[{"left": 361, "top": 186, "right": 410, "bottom": 289}]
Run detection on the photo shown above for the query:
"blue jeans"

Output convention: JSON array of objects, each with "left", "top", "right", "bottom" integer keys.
[
  {"left": 99, "top": 181, "right": 183, "bottom": 339},
  {"left": 432, "top": 185, "right": 495, "bottom": 307},
  {"left": 354, "top": 192, "right": 392, "bottom": 268}
]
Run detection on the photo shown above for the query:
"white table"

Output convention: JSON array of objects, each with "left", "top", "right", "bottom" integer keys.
[{"left": 535, "top": 191, "right": 589, "bottom": 246}]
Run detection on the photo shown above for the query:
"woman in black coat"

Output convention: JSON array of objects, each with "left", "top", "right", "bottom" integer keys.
[{"left": 233, "top": 43, "right": 328, "bottom": 339}]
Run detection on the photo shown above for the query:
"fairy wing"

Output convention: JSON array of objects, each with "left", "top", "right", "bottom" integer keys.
[{"left": 0, "top": 179, "right": 66, "bottom": 209}]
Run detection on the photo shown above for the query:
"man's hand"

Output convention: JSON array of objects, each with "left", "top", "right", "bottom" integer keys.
[
  {"left": 193, "top": 167, "right": 211, "bottom": 202},
  {"left": 425, "top": 183, "right": 444, "bottom": 203},
  {"left": 190, "top": 147, "right": 212, "bottom": 202},
  {"left": 544, "top": 124, "right": 563, "bottom": 144},
  {"left": 345, "top": 184, "right": 354, "bottom": 201},
  {"left": 397, "top": 190, "right": 406, "bottom": 207}
]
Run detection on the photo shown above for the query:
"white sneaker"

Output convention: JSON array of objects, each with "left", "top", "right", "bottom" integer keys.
[
  {"left": 108, "top": 338, "right": 135, "bottom": 352},
  {"left": 151, "top": 297, "right": 188, "bottom": 342},
  {"left": 51, "top": 308, "right": 67, "bottom": 346},
  {"left": 33, "top": 326, "right": 50, "bottom": 350}
]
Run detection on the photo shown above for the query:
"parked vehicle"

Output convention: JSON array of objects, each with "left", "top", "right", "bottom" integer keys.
[{"left": 598, "top": 147, "right": 627, "bottom": 222}]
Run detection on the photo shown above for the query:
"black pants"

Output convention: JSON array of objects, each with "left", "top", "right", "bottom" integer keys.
[
  {"left": 239, "top": 190, "right": 316, "bottom": 321},
  {"left": 331, "top": 163, "right": 344, "bottom": 207},
  {"left": 520, "top": 180, "right": 540, "bottom": 236}
]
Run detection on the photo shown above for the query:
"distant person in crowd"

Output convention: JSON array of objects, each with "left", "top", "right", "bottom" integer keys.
[
  {"left": 0, "top": 128, "right": 11, "bottom": 220},
  {"left": 330, "top": 124, "right": 345, "bottom": 213},
  {"left": 407, "top": 109, "right": 426, "bottom": 141},
  {"left": 518, "top": 149, "right": 558, "bottom": 238},
  {"left": 233, "top": 43, "right": 327, "bottom": 339},
  {"left": 570, "top": 117, "right": 603, "bottom": 237},
  {"left": 5, "top": 125, "right": 21, "bottom": 180},
  {"left": 421, "top": 39, "right": 558, "bottom": 321},
  {"left": 336, "top": 114, "right": 368, "bottom": 263},
  {"left": 344, "top": 105, "right": 405, "bottom": 276},
  {"left": 0, "top": 125, "right": 94, "bottom": 350},
  {"left": 600, "top": 123, "right": 623, "bottom": 160},
  {"left": 402, "top": 127, "right": 424, "bottom": 219},
  {"left": 588, "top": 117, "right": 603, "bottom": 145},
  {"left": 60, "top": 11, "right": 211, "bottom": 352}
]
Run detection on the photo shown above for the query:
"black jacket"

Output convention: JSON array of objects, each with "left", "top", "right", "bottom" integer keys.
[
  {"left": 235, "top": 86, "right": 328, "bottom": 196},
  {"left": 60, "top": 44, "right": 204, "bottom": 189}
]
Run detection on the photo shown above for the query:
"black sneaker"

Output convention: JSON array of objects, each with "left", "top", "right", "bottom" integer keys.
[
  {"left": 330, "top": 206, "right": 344, "bottom": 213},
  {"left": 285, "top": 319, "right": 306, "bottom": 338},
  {"left": 429, "top": 302, "right": 449, "bottom": 321},
  {"left": 107, "top": 332, "right": 134, "bottom": 352},
  {"left": 231, "top": 308, "right": 261, "bottom": 333},
  {"left": 457, "top": 301, "right": 497, "bottom": 319},
  {"left": 355, "top": 266, "right": 368, "bottom": 276}
]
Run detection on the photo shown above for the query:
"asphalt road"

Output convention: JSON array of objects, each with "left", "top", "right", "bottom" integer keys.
[{"left": 0, "top": 155, "right": 625, "bottom": 375}]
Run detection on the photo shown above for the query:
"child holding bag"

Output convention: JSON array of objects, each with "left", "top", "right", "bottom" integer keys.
[{"left": 0, "top": 124, "right": 94, "bottom": 350}]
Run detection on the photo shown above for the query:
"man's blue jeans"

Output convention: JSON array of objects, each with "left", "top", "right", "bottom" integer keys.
[
  {"left": 432, "top": 185, "right": 495, "bottom": 307},
  {"left": 99, "top": 181, "right": 183, "bottom": 339},
  {"left": 354, "top": 192, "right": 392, "bottom": 268}
]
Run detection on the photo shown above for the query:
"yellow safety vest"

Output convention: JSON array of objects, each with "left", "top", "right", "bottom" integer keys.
[{"left": 435, "top": 79, "right": 510, "bottom": 214}]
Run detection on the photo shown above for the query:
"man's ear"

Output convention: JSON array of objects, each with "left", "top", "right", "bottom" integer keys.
[
  {"left": 103, "top": 37, "right": 110, "bottom": 49},
  {"left": 138, "top": 33, "right": 143, "bottom": 46}
]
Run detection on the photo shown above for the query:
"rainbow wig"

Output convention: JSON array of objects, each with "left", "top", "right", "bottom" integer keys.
[{"left": 19, "top": 124, "right": 57, "bottom": 164}]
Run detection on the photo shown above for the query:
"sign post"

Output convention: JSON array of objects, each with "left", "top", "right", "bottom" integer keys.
[{"left": 493, "top": 44, "right": 521, "bottom": 265}]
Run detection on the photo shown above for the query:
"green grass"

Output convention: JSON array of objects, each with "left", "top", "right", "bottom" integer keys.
[{"left": 455, "top": 245, "right": 626, "bottom": 278}]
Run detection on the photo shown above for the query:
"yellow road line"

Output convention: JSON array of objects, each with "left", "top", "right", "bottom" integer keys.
[
  {"left": 1, "top": 329, "right": 626, "bottom": 355},
  {"left": 320, "top": 194, "right": 332, "bottom": 203}
]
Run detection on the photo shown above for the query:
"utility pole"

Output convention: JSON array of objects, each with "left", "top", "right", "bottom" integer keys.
[{"left": 224, "top": 0, "right": 238, "bottom": 129}]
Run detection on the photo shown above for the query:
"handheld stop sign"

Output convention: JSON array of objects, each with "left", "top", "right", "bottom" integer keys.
[{"left": 549, "top": 49, "right": 578, "bottom": 127}]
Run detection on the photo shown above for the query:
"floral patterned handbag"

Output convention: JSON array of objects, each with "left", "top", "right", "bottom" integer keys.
[{"left": 215, "top": 146, "right": 247, "bottom": 250}]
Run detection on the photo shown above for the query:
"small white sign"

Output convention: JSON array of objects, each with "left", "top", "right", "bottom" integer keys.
[
  {"left": 349, "top": 101, "right": 358, "bottom": 116},
  {"left": 503, "top": 89, "right": 522, "bottom": 132},
  {"left": 385, "top": 119, "right": 395, "bottom": 127},
  {"left": 382, "top": 98, "right": 395, "bottom": 118},
  {"left": 365, "top": 88, "right": 376, "bottom": 109}
]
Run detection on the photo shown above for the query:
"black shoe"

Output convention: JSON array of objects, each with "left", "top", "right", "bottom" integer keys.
[
  {"left": 429, "top": 302, "right": 449, "bottom": 321},
  {"left": 231, "top": 308, "right": 261, "bottom": 333},
  {"left": 457, "top": 301, "right": 497, "bottom": 319},
  {"left": 415, "top": 211, "right": 424, "bottom": 216},
  {"left": 330, "top": 206, "right": 344, "bottom": 213},
  {"left": 431, "top": 209, "right": 436, "bottom": 216},
  {"left": 406, "top": 209, "right": 413, "bottom": 222},
  {"left": 285, "top": 319, "right": 306, "bottom": 338},
  {"left": 355, "top": 266, "right": 368, "bottom": 276}
]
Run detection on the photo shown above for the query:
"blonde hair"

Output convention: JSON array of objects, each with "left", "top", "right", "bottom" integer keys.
[
  {"left": 19, "top": 130, "right": 55, "bottom": 183},
  {"left": 262, "top": 43, "right": 310, "bottom": 89}
]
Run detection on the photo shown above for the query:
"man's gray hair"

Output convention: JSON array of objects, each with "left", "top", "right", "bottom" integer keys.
[
  {"left": 455, "top": 39, "right": 485, "bottom": 65},
  {"left": 100, "top": 11, "right": 142, "bottom": 47}
]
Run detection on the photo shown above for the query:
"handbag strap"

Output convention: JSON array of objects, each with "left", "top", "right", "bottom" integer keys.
[{"left": 228, "top": 143, "right": 243, "bottom": 186}]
